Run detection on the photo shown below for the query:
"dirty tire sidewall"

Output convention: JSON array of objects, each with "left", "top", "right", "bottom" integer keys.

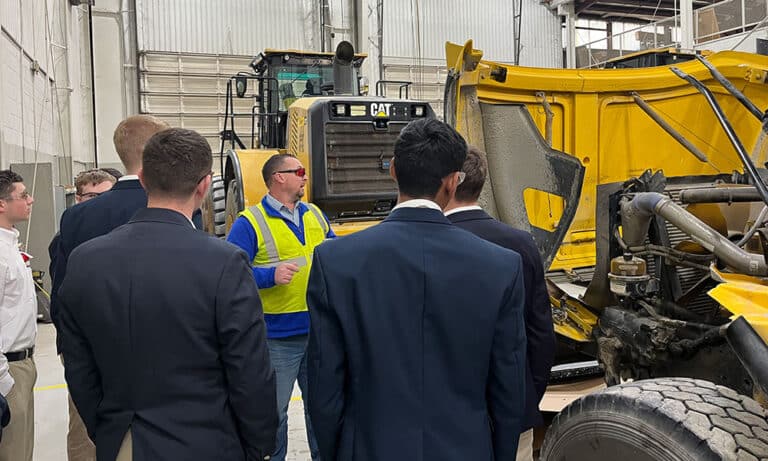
[
  {"left": 224, "top": 179, "right": 242, "bottom": 237},
  {"left": 540, "top": 377, "right": 768, "bottom": 461},
  {"left": 201, "top": 175, "right": 226, "bottom": 237}
]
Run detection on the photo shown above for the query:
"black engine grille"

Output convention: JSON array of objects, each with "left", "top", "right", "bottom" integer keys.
[{"left": 324, "top": 122, "right": 404, "bottom": 195}]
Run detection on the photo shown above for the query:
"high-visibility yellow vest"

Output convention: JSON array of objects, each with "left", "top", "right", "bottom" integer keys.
[{"left": 239, "top": 202, "right": 329, "bottom": 315}]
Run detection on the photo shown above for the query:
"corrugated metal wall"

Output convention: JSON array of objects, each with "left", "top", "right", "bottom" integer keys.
[
  {"left": 135, "top": 0, "right": 562, "bottom": 133},
  {"left": 519, "top": 0, "right": 562, "bottom": 68},
  {"left": 382, "top": 0, "right": 516, "bottom": 62},
  {"left": 381, "top": 0, "right": 561, "bottom": 115},
  {"left": 136, "top": 0, "right": 319, "bottom": 53}
]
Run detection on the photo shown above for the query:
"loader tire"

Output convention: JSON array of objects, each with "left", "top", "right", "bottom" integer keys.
[
  {"left": 201, "top": 175, "right": 226, "bottom": 237},
  {"left": 224, "top": 179, "right": 243, "bottom": 236},
  {"left": 540, "top": 377, "right": 768, "bottom": 461}
]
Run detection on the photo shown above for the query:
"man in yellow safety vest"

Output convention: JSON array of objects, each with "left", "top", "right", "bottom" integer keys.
[{"left": 227, "top": 154, "right": 334, "bottom": 461}]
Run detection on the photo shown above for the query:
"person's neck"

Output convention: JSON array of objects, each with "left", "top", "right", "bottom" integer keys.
[
  {"left": 397, "top": 193, "right": 446, "bottom": 210},
  {"left": 146, "top": 197, "right": 196, "bottom": 220},
  {"left": 444, "top": 199, "right": 478, "bottom": 213},
  {"left": 0, "top": 218, "right": 14, "bottom": 232},
  {"left": 270, "top": 191, "right": 298, "bottom": 211}
]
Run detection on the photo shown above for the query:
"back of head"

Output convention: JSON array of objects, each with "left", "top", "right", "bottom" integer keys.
[
  {"left": 454, "top": 145, "right": 488, "bottom": 203},
  {"left": 393, "top": 118, "right": 467, "bottom": 199},
  {"left": 113, "top": 115, "right": 170, "bottom": 173},
  {"left": 74, "top": 169, "right": 116, "bottom": 195},
  {"left": 142, "top": 128, "right": 212, "bottom": 200}
]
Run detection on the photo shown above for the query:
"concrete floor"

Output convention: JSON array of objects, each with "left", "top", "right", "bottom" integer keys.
[{"left": 33, "top": 324, "right": 313, "bottom": 460}]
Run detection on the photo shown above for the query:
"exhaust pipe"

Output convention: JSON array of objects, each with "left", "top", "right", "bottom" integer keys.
[
  {"left": 620, "top": 192, "right": 768, "bottom": 276},
  {"left": 333, "top": 41, "right": 356, "bottom": 95}
]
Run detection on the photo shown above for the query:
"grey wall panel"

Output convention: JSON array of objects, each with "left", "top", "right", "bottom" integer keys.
[
  {"left": 136, "top": 0, "right": 317, "bottom": 53},
  {"left": 382, "top": 0, "right": 516, "bottom": 62},
  {"left": 519, "top": 0, "right": 562, "bottom": 68}
]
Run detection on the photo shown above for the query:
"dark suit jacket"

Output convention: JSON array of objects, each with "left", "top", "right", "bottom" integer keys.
[
  {"left": 51, "top": 179, "right": 202, "bottom": 348},
  {"left": 307, "top": 207, "right": 527, "bottom": 461},
  {"left": 57, "top": 208, "right": 277, "bottom": 461},
  {"left": 448, "top": 208, "right": 556, "bottom": 430}
]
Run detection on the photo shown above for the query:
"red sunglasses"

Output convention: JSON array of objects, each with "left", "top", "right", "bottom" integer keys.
[{"left": 274, "top": 167, "right": 306, "bottom": 177}]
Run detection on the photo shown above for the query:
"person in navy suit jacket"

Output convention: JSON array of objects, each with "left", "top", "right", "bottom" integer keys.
[
  {"left": 306, "top": 118, "right": 527, "bottom": 461},
  {"left": 445, "top": 146, "right": 556, "bottom": 461},
  {"left": 58, "top": 128, "right": 277, "bottom": 461},
  {"left": 50, "top": 115, "right": 184, "bottom": 461}
]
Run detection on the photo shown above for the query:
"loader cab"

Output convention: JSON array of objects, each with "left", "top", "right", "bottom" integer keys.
[{"left": 248, "top": 49, "right": 366, "bottom": 148}]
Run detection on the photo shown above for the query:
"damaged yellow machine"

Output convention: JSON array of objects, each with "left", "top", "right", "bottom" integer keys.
[{"left": 446, "top": 40, "right": 768, "bottom": 459}]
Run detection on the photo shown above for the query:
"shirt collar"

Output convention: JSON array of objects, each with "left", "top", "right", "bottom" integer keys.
[
  {"left": 0, "top": 227, "right": 19, "bottom": 247},
  {"left": 444, "top": 204, "right": 483, "bottom": 216},
  {"left": 266, "top": 194, "right": 300, "bottom": 213},
  {"left": 118, "top": 174, "right": 139, "bottom": 182},
  {"left": 392, "top": 199, "right": 442, "bottom": 212}
]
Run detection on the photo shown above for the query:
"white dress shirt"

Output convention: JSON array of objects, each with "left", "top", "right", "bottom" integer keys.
[
  {"left": 444, "top": 205, "right": 483, "bottom": 216},
  {"left": 392, "top": 199, "right": 443, "bottom": 212},
  {"left": 0, "top": 227, "right": 37, "bottom": 395}
]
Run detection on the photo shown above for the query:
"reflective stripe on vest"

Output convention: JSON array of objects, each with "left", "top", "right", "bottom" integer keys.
[{"left": 238, "top": 202, "right": 328, "bottom": 315}]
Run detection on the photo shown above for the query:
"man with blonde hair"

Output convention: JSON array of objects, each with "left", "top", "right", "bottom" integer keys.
[{"left": 51, "top": 115, "right": 173, "bottom": 461}]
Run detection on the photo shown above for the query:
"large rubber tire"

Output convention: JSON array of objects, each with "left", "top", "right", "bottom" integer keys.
[
  {"left": 200, "top": 175, "right": 226, "bottom": 237},
  {"left": 224, "top": 179, "right": 243, "bottom": 237},
  {"left": 540, "top": 378, "right": 768, "bottom": 461}
]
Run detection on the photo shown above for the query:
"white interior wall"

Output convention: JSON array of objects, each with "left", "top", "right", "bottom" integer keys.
[{"left": 0, "top": 0, "right": 94, "bottom": 183}]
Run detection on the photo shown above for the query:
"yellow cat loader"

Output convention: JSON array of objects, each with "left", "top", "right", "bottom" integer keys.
[
  {"left": 446, "top": 40, "right": 768, "bottom": 459},
  {"left": 201, "top": 42, "right": 434, "bottom": 237}
]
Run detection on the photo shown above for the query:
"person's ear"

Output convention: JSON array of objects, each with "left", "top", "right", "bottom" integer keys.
[
  {"left": 197, "top": 174, "right": 212, "bottom": 199},
  {"left": 137, "top": 169, "right": 146, "bottom": 189},
  {"left": 389, "top": 157, "right": 397, "bottom": 182}
]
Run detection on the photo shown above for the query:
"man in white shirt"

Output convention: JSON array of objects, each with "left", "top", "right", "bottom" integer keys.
[{"left": 0, "top": 170, "right": 37, "bottom": 461}]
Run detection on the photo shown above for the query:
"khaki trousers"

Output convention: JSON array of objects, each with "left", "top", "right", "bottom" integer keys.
[
  {"left": 67, "top": 393, "right": 96, "bottom": 461},
  {"left": 116, "top": 430, "right": 132, "bottom": 461},
  {"left": 60, "top": 356, "right": 96, "bottom": 461},
  {"left": 0, "top": 357, "right": 36, "bottom": 461},
  {"left": 516, "top": 428, "right": 534, "bottom": 461}
]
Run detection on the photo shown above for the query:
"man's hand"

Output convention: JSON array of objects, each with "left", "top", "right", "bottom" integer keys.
[{"left": 274, "top": 263, "right": 300, "bottom": 285}]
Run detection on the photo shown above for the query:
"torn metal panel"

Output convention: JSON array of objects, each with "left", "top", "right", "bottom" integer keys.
[{"left": 480, "top": 103, "right": 585, "bottom": 269}]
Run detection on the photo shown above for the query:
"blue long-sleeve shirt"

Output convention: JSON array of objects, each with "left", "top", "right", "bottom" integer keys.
[{"left": 227, "top": 196, "right": 335, "bottom": 338}]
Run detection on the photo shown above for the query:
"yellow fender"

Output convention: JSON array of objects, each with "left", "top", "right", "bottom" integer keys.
[{"left": 709, "top": 279, "right": 768, "bottom": 343}]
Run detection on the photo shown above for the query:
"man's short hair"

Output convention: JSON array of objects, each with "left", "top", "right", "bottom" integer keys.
[
  {"left": 99, "top": 167, "right": 123, "bottom": 180},
  {"left": 393, "top": 118, "right": 467, "bottom": 199},
  {"left": 0, "top": 171, "right": 23, "bottom": 200},
  {"left": 262, "top": 154, "right": 296, "bottom": 187},
  {"left": 74, "top": 169, "right": 116, "bottom": 195},
  {"left": 454, "top": 145, "right": 488, "bottom": 202},
  {"left": 142, "top": 128, "right": 213, "bottom": 199},
  {"left": 113, "top": 115, "right": 170, "bottom": 172}
]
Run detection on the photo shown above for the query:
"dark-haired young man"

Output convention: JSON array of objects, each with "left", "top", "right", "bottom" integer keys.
[
  {"left": 51, "top": 115, "right": 171, "bottom": 461},
  {"left": 306, "top": 118, "right": 527, "bottom": 461},
  {"left": 0, "top": 170, "right": 36, "bottom": 461},
  {"left": 58, "top": 128, "right": 277, "bottom": 461},
  {"left": 227, "top": 153, "right": 334, "bottom": 461},
  {"left": 445, "top": 145, "right": 555, "bottom": 461}
]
